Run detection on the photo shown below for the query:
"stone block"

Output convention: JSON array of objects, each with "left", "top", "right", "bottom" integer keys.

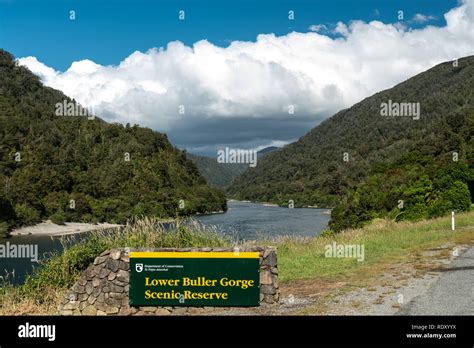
[
  {"left": 110, "top": 249, "right": 122, "bottom": 260},
  {"left": 116, "top": 269, "right": 129, "bottom": 282},
  {"left": 260, "top": 285, "right": 276, "bottom": 295},
  {"left": 98, "top": 267, "right": 111, "bottom": 279},
  {"left": 106, "top": 259, "right": 119, "bottom": 272},
  {"left": 105, "top": 306, "right": 119, "bottom": 315},
  {"left": 260, "top": 270, "right": 273, "bottom": 285},
  {"left": 85, "top": 281, "right": 94, "bottom": 295},
  {"left": 155, "top": 308, "right": 171, "bottom": 315},
  {"left": 118, "top": 260, "right": 129, "bottom": 271},
  {"left": 93, "top": 256, "right": 108, "bottom": 265},
  {"left": 82, "top": 305, "right": 97, "bottom": 316}
]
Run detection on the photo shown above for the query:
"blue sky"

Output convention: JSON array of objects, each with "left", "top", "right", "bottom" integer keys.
[
  {"left": 4, "top": 0, "right": 473, "bottom": 155},
  {"left": 1, "top": 0, "right": 459, "bottom": 71}
]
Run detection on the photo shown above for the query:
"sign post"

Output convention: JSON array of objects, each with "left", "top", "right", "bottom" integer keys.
[
  {"left": 451, "top": 211, "right": 455, "bottom": 231},
  {"left": 129, "top": 251, "right": 260, "bottom": 307}
]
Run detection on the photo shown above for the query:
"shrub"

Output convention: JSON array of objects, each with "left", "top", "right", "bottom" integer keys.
[
  {"left": 66, "top": 192, "right": 92, "bottom": 221},
  {"left": 18, "top": 217, "right": 228, "bottom": 300},
  {"left": 50, "top": 210, "right": 66, "bottom": 225},
  {"left": 441, "top": 180, "right": 471, "bottom": 212},
  {"left": 42, "top": 191, "right": 69, "bottom": 217},
  {"left": 0, "top": 194, "right": 16, "bottom": 222},
  {"left": 14, "top": 203, "right": 41, "bottom": 226},
  {"left": 319, "top": 229, "right": 336, "bottom": 237},
  {"left": 402, "top": 203, "right": 429, "bottom": 221},
  {"left": 0, "top": 222, "right": 10, "bottom": 237}
]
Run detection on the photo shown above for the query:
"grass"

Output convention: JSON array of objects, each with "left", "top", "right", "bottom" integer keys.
[
  {"left": 0, "top": 217, "right": 229, "bottom": 315},
  {"left": 276, "top": 210, "right": 474, "bottom": 284},
  {"left": 1, "top": 211, "right": 474, "bottom": 315}
]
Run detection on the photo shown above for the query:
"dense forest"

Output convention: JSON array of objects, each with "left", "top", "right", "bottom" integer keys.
[
  {"left": 0, "top": 49, "right": 227, "bottom": 235},
  {"left": 186, "top": 153, "right": 247, "bottom": 189},
  {"left": 188, "top": 147, "right": 279, "bottom": 189},
  {"left": 229, "top": 56, "right": 474, "bottom": 231}
]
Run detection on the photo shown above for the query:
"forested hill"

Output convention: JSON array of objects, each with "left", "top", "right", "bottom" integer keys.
[
  {"left": 0, "top": 49, "right": 226, "bottom": 234},
  {"left": 187, "top": 147, "right": 280, "bottom": 189},
  {"left": 187, "top": 153, "right": 247, "bottom": 189},
  {"left": 229, "top": 56, "right": 474, "bottom": 231}
]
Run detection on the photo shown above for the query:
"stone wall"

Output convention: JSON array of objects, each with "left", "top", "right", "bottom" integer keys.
[{"left": 59, "top": 247, "right": 278, "bottom": 315}]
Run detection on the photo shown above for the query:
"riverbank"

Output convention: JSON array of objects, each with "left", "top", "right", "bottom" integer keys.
[
  {"left": 9, "top": 221, "right": 123, "bottom": 237},
  {"left": 0, "top": 217, "right": 227, "bottom": 315},
  {"left": 8, "top": 217, "right": 179, "bottom": 237},
  {"left": 1, "top": 210, "right": 473, "bottom": 315},
  {"left": 227, "top": 199, "right": 332, "bottom": 210},
  {"left": 7, "top": 209, "right": 228, "bottom": 237}
]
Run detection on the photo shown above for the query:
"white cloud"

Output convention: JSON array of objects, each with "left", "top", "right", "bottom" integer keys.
[
  {"left": 308, "top": 24, "right": 328, "bottom": 33},
  {"left": 19, "top": 56, "right": 57, "bottom": 81},
  {"left": 18, "top": 1, "right": 474, "bottom": 152},
  {"left": 412, "top": 13, "right": 437, "bottom": 23},
  {"left": 254, "top": 140, "right": 291, "bottom": 152}
]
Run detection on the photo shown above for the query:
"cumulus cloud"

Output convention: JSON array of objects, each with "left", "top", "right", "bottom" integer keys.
[
  {"left": 412, "top": 13, "right": 437, "bottom": 23},
  {"left": 308, "top": 24, "right": 328, "bottom": 33},
  {"left": 18, "top": 0, "right": 474, "bottom": 155}
]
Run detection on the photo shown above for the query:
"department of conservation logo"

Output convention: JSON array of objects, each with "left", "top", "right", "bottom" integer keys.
[{"left": 135, "top": 263, "right": 144, "bottom": 273}]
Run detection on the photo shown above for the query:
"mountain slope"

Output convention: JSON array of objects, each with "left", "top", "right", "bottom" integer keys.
[
  {"left": 187, "top": 147, "right": 280, "bottom": 189},
  {"left": 229, "top": 56, "right": 474, "bottom": 229},
  {"left": 186, "top": 153, "right": 247, "bottom": 189},
  {"left": 257, "top": 146, "right": 280, "bottom": 156},
  {"left": 0, "top": 49, "right": 226, "bottom": 234}
]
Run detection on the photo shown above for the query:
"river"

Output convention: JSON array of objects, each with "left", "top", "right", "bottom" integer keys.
[{"left": 0, "top": 201, "right": 330, "bottom": 284}]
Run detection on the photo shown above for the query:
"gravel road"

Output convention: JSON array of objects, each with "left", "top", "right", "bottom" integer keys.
[{"left": 397, "top": 246, "right": 474, "bottom": 315}]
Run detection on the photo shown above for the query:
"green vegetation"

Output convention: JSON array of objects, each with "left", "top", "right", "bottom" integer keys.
[
  {"left": 0, "top": 49, "right": 227, "bottom": 234},
  {"left": 0, "top": 217, "right": 229, "bottom": 314},
  {"left": 187, "top": 153, "right": 247, "bottom": 189},
  {"left": 229, "top": 56, "right": 474, "bottom": 230},
  {"left": 277, "top": 210, "right": 474, "bottom": 283},
  {"left": 2, "top": 212, "right": 473, "bottom": 315},
  {"left": 188, "top": 147, "right": 279, "bottom": 189}
]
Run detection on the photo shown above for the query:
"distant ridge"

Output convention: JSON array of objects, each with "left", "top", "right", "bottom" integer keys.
[
  {"left": 229, "top": 56, "right": 474, "bottom": 230},
  {"left": 188, "top": 146, "right": 280, "bottom": 189}
]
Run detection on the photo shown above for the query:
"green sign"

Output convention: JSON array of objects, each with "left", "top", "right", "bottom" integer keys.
[{"left": 129, "top": 251, "right": 260, "bottom": 307}]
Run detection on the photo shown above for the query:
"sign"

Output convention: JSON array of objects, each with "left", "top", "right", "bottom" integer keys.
[{"left": 129, "top": 251, "right": 260, "bottom": 307}]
